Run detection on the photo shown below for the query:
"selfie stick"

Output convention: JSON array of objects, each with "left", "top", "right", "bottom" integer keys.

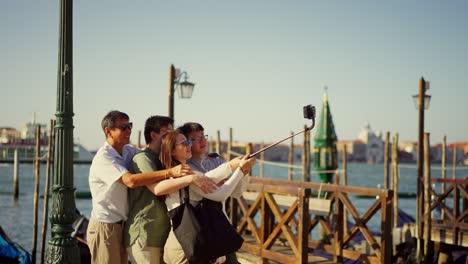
[{"left": 248, "top": 105, "right": 316, "bottom": 158}]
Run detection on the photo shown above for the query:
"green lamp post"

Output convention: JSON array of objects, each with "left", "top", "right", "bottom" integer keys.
[
  {"left": 45, "top": 0, "right": 80, "bottom": 263},
  {"left": 313, "top": 88, "right": 338, "bottom": 186}
]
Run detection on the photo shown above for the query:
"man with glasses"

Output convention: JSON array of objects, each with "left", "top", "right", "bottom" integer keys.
[
  {"left": 177, "top": 122, "right": 250, "bottom": 264},
  {"left": 124, "top": 116, "right": 217, "bottom": 264},
  {"left": 88, "top": 111, "right": 208, "bottom": 264}
]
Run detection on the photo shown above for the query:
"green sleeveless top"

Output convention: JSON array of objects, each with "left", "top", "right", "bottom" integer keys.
[{"left": 123, "top": 148, "right": 171, "bottom": 247}]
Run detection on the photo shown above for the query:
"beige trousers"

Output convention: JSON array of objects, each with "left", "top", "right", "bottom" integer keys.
[
  {"left": 86, "top": 218, "right": 127, "bottom": 264},
  {"left": 163, "top": 229, "right": 189, "bottom": 264},
  {"left": 127, "top": 240, "right": 163, "bottom": 264}
]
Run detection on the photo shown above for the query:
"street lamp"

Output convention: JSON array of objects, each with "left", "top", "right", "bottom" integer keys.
[
  {"left": 413, "top": 77, "right": 431, "bottom": 261},
  {"left": 46, "top": 0, "right": 80, "bottom": 263},
  {"left": 168, "top": 64, "right": 195, "bottom": 119}
]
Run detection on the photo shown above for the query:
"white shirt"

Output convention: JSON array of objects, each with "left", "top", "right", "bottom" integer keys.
[
  {"left": 89, "top": 141, "right": 139, "bottom": 223},
  {"left": 165, "top": 163, "right": 245, "bottom": 211}
]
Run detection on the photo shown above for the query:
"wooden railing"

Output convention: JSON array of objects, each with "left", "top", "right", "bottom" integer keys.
[
  {"left": 423, "top": 177, "right": 468, "bottom": 246},
  {"left": 228, "top": 177, "right": 393, "bottom": 264}
]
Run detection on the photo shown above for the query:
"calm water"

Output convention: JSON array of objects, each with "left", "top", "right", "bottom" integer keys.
[{"left": 1, "top": 162, "right": 467, "bottom": 255}]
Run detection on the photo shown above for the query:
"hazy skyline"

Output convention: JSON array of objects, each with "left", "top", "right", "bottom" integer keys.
[{"left": 2, "top": 1, "right": 467, "bottom": 150}]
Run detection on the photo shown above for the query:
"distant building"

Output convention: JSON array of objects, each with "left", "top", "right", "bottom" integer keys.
[
  {"left": 357, "top": 123, "right": 386, "bottom": 163},
  {"left": 446, "top": 142, "right": 468, "bottom": 164},
  {"left": 0, "top": 127, "right": 21, "bottom": 143},
  {"left": 336, "top": 140, "right": 366, "bottom": 162},
  {"left": 337, "top": 123, "right": 387, "bottom": 163}
]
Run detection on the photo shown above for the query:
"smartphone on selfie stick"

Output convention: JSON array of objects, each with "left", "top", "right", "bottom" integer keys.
[{"left": 247, "top": 105, "right": 316, "bottom": 158}]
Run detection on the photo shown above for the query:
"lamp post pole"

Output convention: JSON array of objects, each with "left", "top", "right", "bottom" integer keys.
[
  {"left": 168, "top": 64, "right": 176, "bottom": 119},
  {"left": 416, "top": 77, "right": 426, "bottom": 262},
  {"left": 45, "top": 0, "right": 80, "bottom": 263},
  {"left": 168, "top": 64, "right": 195, "bottom": 120}
]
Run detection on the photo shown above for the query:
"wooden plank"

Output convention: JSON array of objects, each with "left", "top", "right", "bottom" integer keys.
[
  {"left": 244, "top": 191, "right": 332, "bottom": 214},
  {"left": 249, "top": 177, "right": 390, "bottom": 198}
]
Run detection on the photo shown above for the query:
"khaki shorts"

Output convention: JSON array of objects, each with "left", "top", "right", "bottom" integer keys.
[{"left": 86, "top": 218, "right": 127, "bottom": 264}]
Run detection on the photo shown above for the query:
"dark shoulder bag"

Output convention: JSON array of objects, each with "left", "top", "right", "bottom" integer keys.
[{"left": 168, "top": 187, "right": 244, "bottom": 264}]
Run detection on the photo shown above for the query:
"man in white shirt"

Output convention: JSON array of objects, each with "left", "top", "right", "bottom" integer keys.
[{"left": 86, "top": 111, "right": 216, "bottom": 264}]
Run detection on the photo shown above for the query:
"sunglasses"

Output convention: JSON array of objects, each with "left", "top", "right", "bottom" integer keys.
[
  {"left": 176, "top": 139, "right": 192, "bottom": 147},
  {"left": 116, "top": 122, "right": 133, "bottom": 131},
  {"left": 190, "top": 134, "right": 208, "bottom": 143}
]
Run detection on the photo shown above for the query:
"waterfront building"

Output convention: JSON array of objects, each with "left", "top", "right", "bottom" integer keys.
[
  {"left": 0, "top": 120, "right": 93, "bottom": 163},
  {"left": 357, "top": 122, "right": 386, "bottom": 163},
  {"left": 336, "top": 140, "right": 367, "bottom": 162}
]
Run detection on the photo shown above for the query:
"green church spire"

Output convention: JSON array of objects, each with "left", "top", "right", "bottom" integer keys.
[{"left": 313, "top": 87, "right": 338, "bottom": 184}]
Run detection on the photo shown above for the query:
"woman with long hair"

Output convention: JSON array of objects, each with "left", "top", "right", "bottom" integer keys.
[{"left": 149, "top": 131, "right": 255, "bottom": 264}]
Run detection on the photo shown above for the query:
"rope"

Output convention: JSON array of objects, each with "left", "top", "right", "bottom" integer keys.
[{"left": 398, "top": 163, "right": 468, "bottom": 171}]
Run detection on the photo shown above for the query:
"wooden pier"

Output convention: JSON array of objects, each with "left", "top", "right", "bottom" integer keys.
[
  {"left": 218, "top": 128, "right": 468, "bottom": 263},
  {"left": 227, "top": 177, "right": 394, "bottom": 264}
]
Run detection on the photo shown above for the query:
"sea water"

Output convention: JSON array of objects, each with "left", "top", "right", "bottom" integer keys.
[{"left": 0, "top": 162, "right": 466, "bottom": 254}]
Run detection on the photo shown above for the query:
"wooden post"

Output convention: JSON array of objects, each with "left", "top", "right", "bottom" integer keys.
[
  {"left": 227, "top": 127, "right": 232, "bottom": 161},
  {"left": 334, "top": 187, "right": 343, "bottom": 263},
  {"left": 342, "top": 144, "right": 348, "bottom": 235},
  {"left": 416, "top": 77, "right": 426, "bottom": 263},
  {"left": 246, "top": 143, "right": 252, "bottom": 175},
  {"left": 392, "top": 134, "right": 399, "bottom": 228},
  {"left": 464, "top": 177, "right": 468, "bottom": 223},
  {"left": 137, "top": 130, "right": 142, "bottom": 148},
  {"left": 260, "top": 191, "right": 272, "bottom": 264},
  {"left": 423, "top": 133, "right": 433, "bottom": 263},
  {"left": 381, "top": 189, "right": 393, "bottom": 264},
  {"left": 208, "top": 136, "right": 214, "bottom": 153},
  {"left": 384, "top": 132, "right": 390, "bottom": 190},
  {"left": 452, "top": 145, "right": 457, "bottom": 180},
  {"left": 32, "top": 126, "right": 41, "bottom": 264},
  {"left": 453, "top": 170, "right": 460, "bottom": 247},
  {"left": 40, "top": 119, "right": 55, "bottom": 264},
  {"left": 216, "top": 130, "right": 221, "bottom": 155},
  {"left": 441, "top": 135, "right": 446, "bottom": 220},
  {"left": 305, "top": 126, "right": 311, "bottom": 182},
  {"left": 13, "top": 148, "right": 19, "bottom": 199},
  {"left": 437, "top": 136, "right": 450, "bottom": 262},
  {"left": 259, "top": 142, "right": 265, "bottom": 178},
  {"left": 168, "top": 64, "right": 175, "bottom": 119},
  {"left": 297, "top": 188, "right": 310, "bottom": 263},
  {"left": 288, "top": 131, "right": 294, "bottom": 181}
]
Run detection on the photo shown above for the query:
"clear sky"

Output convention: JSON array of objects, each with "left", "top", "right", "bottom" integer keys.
[{"left": 2, "top": 1, "right": 467, "bottom": 151}]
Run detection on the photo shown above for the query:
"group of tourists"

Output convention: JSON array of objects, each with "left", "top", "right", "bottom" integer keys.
[{"left": 86, "top": 110, "right": 256, "bottom": 264}]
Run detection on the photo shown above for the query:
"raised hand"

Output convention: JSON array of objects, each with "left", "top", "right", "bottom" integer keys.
[
  {"left": 169, "top": 164, "right": 193, "bottom": 178},
  {"left": 239, "top": 154, "right": 256, "bottom": 175},
  {"left": 228, "top": 156, "right": 242, "bottom": 170}
]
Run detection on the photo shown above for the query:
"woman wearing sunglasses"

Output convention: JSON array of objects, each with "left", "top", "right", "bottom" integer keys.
[{"left": 147, "top": 131, "right": 256, "bottom": 264}]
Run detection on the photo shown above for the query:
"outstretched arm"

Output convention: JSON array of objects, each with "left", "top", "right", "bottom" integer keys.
[
  {"left": 148, "top": 174, "right": 217, "bottom": 195},
  {"left": 190, "top": 168, "right": 244, "bottom": 201},
  {"left": 120, "top": 164, "right": 192, "bottom": 188},
  {"left": 191, "top": 154, "right": 256, "bottom": 201}
]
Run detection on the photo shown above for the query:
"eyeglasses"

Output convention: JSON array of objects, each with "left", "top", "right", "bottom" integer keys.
[
  {"left": 176, "top": 139, "right": 192, "bottom": 147},
  {"left": 190, "top": 135, "right": 208, "bottom": 143},
  {"left": 116, "top": 122, "right": 133, "bottom": 131}
]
